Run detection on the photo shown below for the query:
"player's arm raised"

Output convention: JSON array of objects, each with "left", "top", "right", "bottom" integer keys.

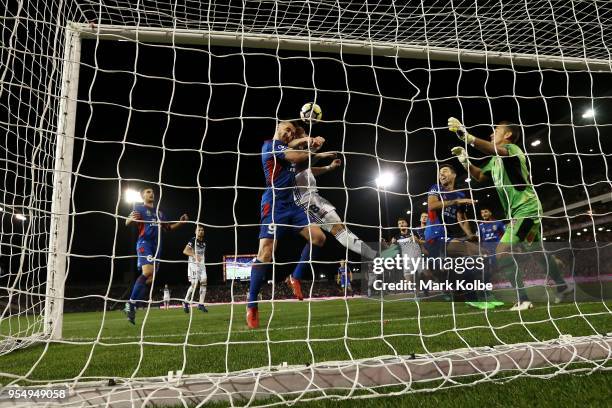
[
  {"left": 311, "top": 158, "right": 341, "bottom": 176},
  {"left": 125, "top": 210, "right": 141, "bottom": 227},
  {"left": 288, "top": 135, "right": 324, "bottom": 150},
  {"left": 450, "top": 147, "right": 490, "bottom": 183},
  {"left": 167, "top": 214, "right": 189, "bottom": 231},
  {"left": 284, "top": 137, "right": 326, "bottom": 163},
  {"left": 448, "top": 117, "right": 509, "bottom": 157},
  {"left": 288, "top": 136, "right": 309, "bottom": 149}
]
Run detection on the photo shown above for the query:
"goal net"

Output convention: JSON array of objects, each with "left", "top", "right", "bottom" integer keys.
[{"left": 1, "top": 0, "right": 611, "bottom": 406}]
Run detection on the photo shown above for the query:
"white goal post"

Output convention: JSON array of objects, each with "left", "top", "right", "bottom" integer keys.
[
  {"left": 43, "top": 20, "right": 612, "bottom": 341},
  {"left": 73, "top": 23, "right": 612, "bottom": 71},
  {"left": 44, "top": 26, "right": 81, "bottom": 341}
]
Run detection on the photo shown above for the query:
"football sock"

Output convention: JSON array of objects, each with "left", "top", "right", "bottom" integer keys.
[
  {"left": 498, "top": 255, "right": 529, "bottom": 302},
  {"left": 199, "top": 285, "right": 206, "bottom": 304},
  {"left": 184, "top": 285, "right": 194, "bottom": 303},
  {"left": 335, "top": 228, "right": 377, "bottom": 259},
  {"left": 129, "top": 274, "right": 148, "bottom": 312},
  {"left": 248, "top": 260, "right": 269, "bottom": 309},
  {"left": 292, "top": 244, "right": 321, "bottom": 280},
  {"left": 544, "top": 254, "right": 568, "bottom": 292}
]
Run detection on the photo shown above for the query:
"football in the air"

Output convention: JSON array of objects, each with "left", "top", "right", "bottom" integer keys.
[{"left": 300, "top": 102, "right": 323, "bottom": 122}]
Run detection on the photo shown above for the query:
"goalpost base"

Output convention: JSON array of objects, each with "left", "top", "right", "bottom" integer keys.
[{"left": 7, "top": 335, "right": 609, "bottom": 407}]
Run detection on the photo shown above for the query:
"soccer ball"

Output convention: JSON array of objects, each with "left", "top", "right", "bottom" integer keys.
[{"left": 300, "top": 102, "right": 323, "bottom": 122}]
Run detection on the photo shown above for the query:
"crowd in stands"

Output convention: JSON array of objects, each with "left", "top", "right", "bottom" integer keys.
[{"left": 61, "top": 279, "right": 360, "bottom": 313}]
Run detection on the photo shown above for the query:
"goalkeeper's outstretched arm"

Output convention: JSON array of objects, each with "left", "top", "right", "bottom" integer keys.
[
  {"left": 471, "top": 137, "right": 509, "bottom": 157},
  {"left": 467, "top": 163, "right": 489, "bottom": 183},
  {"left": 447, "top": 117, "right": 510, "bottom": 157},
  {"left": 449, "top": 147, "right": 489, "bottom": 183}
]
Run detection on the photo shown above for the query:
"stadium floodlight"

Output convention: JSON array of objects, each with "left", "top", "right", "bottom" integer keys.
[
  {"left": 598, "top": 227, "right": 604, "bottom": 231},
  {"left": 406, "top": 210, "right": 411, "bottom": 214},
  {"left": 124, "top": 188, "right": 143, "bottom": 204},
  {"left": 0, "top": 205, "right": 3, "bottom": 212},
  {"left": 531, "top": 139, "right": 541, "bottom": 147},
  {"left": 584, "top": 228, "right": 588, "bottom": 232},
  {"left": 607, "top": 229, "right": 611, "bottom": 232},
  {"left": 577, "top": 232, "right": 582, "bottom": 236},
  {"left": 582, "top": 108, "right": 595, "bottom": 119},
  {"left": 422, "top": 201, "right": 427, "bottom": 206},
  {"left": 464, "top": 178, "right": 471, "bottom": 183},
  {"left": 15, "top": 214, "right": 26, "bottom": 221},
  {"left": 375, "top": 171, "right": 394, "bottom": 189}
]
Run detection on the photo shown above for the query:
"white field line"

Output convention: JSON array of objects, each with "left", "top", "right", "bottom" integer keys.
[{"left": 61, "top": 302, "right": 607, "bottom": 342}]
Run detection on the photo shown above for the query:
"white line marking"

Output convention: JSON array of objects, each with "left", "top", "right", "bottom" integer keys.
[{"left": 62, "top": 302, "right": 607, "bottom": 342}]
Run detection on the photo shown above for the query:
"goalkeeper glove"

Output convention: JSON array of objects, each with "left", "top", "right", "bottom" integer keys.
[
  {"left": 451, "top": 146, "right": 470, "bottom": 171},
  {"left": 448, "top": 117, "right": 476, "bottom": 144}
]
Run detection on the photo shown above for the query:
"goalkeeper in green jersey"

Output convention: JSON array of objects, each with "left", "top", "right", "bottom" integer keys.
[{"left": 448, "top": 118, "right": 573, "bottom": 311}]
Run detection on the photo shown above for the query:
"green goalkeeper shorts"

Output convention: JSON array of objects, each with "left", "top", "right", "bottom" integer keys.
[{"left": 500, "top": 216, "right": 541, "bottom": 245}]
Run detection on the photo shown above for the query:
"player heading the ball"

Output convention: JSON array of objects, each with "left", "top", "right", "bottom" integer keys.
[{"left": 247, "top": 121, "right": 329, "bottom": 329}]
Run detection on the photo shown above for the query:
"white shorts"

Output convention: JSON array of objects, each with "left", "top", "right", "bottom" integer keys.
[
  {"left": 298, "top": 193, "right": 341, "bottom": 233},
  {"left": 163, "top": 295, "right": 170, "bottom": 301},
  {"left": 188, "top": 266, "right": 207, "bottom": 284}
]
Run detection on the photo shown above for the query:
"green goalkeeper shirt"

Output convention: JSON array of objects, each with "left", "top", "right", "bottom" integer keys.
[{"left": 481, "top": 143, "right": 542, "bottom": 219}]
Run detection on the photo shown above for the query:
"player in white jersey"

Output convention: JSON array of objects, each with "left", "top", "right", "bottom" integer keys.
[
  {"left": 162, "top": 284, "right": 171, "bottom": 310},
  {"left": 294, "top": 156, "right": 377, "bottom": 259},
  {"left": 182, "top": 224, "right": 208, "bottom": 313},
  {"left": 391, "top": 218, "right": 425, "bottom": 297}
]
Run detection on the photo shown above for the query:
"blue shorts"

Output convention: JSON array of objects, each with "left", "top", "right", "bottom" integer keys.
[
  {"left": 340, "top": 275, "right": 351, "bottom": 288},
  {"left": 259, "top": 201, "right": 309, "bottom": 239},
  {"left": 136, "top": 240, "right": 161, "bottom": 271}
]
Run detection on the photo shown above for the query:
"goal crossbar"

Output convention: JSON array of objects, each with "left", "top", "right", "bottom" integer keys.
[{"left": 70, "top": 23, "right": 612, "bottom": 71}]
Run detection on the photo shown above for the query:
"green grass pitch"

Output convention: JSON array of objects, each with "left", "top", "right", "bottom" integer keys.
[{"left": 1, "top": 287, "right": 611, "bottom": 406}]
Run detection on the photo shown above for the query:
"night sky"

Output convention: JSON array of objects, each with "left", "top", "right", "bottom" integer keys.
[{"left": 65, "top": 38, "right": 611, "bottom": 285}]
